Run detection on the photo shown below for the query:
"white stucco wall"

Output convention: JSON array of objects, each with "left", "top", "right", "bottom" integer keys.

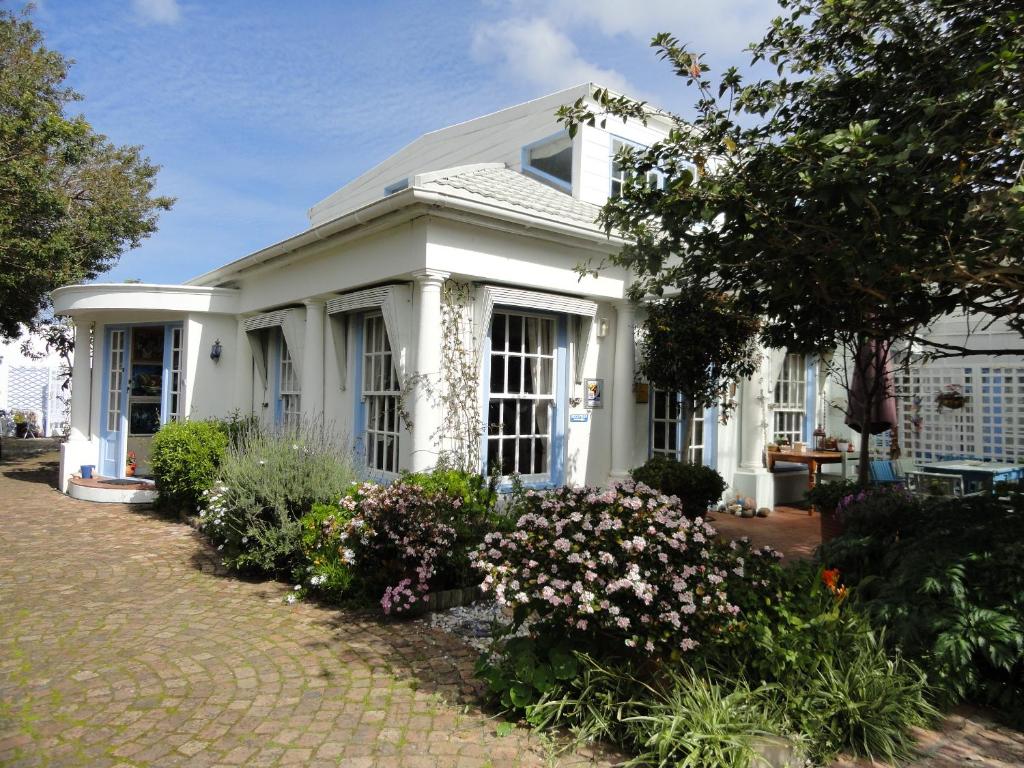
[{"left": 185, "top": 314, "right": 239, "bottom": 420}]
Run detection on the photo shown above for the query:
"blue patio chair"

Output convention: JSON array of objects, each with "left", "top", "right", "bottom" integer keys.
[{"left": 869, "top": 460, "right": 900, "bottom": 485}]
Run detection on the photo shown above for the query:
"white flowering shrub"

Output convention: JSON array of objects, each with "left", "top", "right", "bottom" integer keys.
[{"left": 474, "top": 482, "right": 780, "bottom": 657}]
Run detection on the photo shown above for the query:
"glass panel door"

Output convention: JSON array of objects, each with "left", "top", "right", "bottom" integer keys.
[{"left": 126, "top": 326, "right": 166, "bottom": 476}]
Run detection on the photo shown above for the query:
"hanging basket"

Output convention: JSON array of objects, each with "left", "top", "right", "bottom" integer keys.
[{"left": 935, "top": 391, "right": 965, "bottom": 411}]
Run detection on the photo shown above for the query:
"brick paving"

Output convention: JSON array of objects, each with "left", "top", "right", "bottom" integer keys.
[
  {"left": 0, "top": 452, "right": 612, "bottom": 768},
  {"left": 710, "top": 505, "right": 822, "bottom": 561},
  {"left": 2, "top": 450, "right": 1022, "bottom": 768}
]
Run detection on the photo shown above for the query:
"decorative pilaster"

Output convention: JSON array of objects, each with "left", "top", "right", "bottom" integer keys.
[
  {"left": 300, "top": 299, "right": 326, "bottom": 423},
  {"left": 233, "top": 320, "right": 253, "bottom": 414},
  {"left": 68, "top": 321, "right": 93, "bottom": 443},
  {"left": 409, "top": 269, "right": 449, "bottom": 472},
  {"left": 609, "top": 301, "right": 635, "bottom": 480}
]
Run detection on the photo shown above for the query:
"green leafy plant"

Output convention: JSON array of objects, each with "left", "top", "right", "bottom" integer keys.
[
  {"left": 822, "top": 494, "right": 1024, "bottom": 722},
  {"left": 296, "top": 502, "right": 355, "bottom": 600},
  {"left": 629, "top": 455, "right": 727, "bottom": 514},
  {"left": 200, "top": 421, "right": 355, "bottom": 577},
  {"left": 150, "top": 419, "right": 228, "bottom": 514},
  {"left": 301, "top": 468, "right": 503, "bottom": 611}
]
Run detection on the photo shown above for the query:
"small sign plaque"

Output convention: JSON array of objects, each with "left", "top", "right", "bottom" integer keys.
[
  {"left": 569, "top": 413, "right": 589, "bottom": 423},
  {"left": 584, "top": 378, "right": 604, "bottom": 409}
]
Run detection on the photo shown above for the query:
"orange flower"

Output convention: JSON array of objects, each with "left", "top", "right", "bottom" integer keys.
[{"left": 821, "top": 568, "right": 840, "bottom": 591}]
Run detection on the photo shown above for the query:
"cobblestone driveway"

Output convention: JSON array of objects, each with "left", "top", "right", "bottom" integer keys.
[{"left": 0, "top": 454, "right": 606, "bottom": 768}]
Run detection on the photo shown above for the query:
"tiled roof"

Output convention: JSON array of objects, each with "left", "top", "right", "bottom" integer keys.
[{"left": 422, "top": 166, "right": 604, "bottom": 231}]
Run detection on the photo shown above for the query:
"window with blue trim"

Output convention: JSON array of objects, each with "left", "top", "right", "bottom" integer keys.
[
  {"left": 486, "top": 310, "right": 560, "bottom": 481},
  {"left": 361, "top": 313, "right": 401, "bottom": 473},
  {"left": 523, "top": 134, "right": 572, "bottom": 190},
  {"left": 650, "top": 388, "right": 705, "bottom": 464}
]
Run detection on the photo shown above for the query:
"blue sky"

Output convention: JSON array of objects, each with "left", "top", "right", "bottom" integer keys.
[{"left": 32, "top": 0, "right": 780, "bottom": 284}]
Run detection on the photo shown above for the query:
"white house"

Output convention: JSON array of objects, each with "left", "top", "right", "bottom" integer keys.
[{"left": 49, "top": 84, "right": 871, "bottom": 503}]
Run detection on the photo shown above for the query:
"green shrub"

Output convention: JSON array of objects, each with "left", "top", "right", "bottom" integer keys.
[
  {"left": 200, "top": 422, "right": 355, "bottom": 577},
  {"left": 298, "top": 468, "right": 502, "bottom": 611},
  {"left": 482, "top": 646, "right": 800, "bottom": 768},
  {"left": 630, "top": 455, "right": 726, "bottom": 513},
  {"left": 821, "top": 494, "right": 1024, "bottom": 721},
  {"left": 150, "top": 420, "right": 229, "bottom": 514},
  {"left": 297, "top": 502, "right": 356, "bottom": 600},
  {"left": 481, "top": 558, "right": 935, "bottom": 766}
]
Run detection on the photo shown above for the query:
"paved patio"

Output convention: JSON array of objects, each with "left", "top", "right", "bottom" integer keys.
[
  {"left": 0, "top": 452, "right": 611, "bottom": 768},
  {"left": 2, "top": 451, "right": 1022, "bottom": 768},
  {"left": 709, "top": 505, "right": 823, "bottom": 561}
]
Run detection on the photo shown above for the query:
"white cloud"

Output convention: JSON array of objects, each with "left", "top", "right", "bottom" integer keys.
[
  {"left": 132, "top": 0, "right": 181, "bottom": 25},
  {"left": 471, "top": 17, "right": 633, "bottom": 95},
  {"left": 485, "top": 1, "right": 775, "bottom": 61}
]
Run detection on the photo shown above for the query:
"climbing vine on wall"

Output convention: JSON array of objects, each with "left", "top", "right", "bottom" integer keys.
[{"left": 436, "top": 280, "right": 482, "bottom": 472}]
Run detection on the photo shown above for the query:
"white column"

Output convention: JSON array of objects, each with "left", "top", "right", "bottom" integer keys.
[
  {"left": 739, "top": 361, "right": 769, "bottom": 470},
  {"left": 61, "top": 319, "right": 97, "bottom": 492},
  {"left": 68, "top": 320, "right": 93, "bottom": 442},
  {"left": 233, "top": 320, "right": 253, "bottom": 415},
  {"left": 609, "top": 301, "right": 635, "bottom": 481},
  {"left": 409, "top": 269, "right": 449, "bottom": 472},
  {"left": 300, "top": 299, "right": 326, "bottom": 424},
  {"left": 733, "top": 348, "right": 775, "bottom": 509}
]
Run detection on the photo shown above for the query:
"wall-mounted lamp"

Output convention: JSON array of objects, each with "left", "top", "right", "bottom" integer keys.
[
  {"left": 210, "top": 339, "right": 223, "bottom": 362},
  {"left": 596, "top": 317, "right": 609, "bottom": 339}
]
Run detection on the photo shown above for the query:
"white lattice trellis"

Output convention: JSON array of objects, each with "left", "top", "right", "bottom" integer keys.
[
  {"left": 895, "top": 364, "right": 1024, "bottom": 463},
  {"left": 5, "top": 366, "right": 63, "bottom": 436}
]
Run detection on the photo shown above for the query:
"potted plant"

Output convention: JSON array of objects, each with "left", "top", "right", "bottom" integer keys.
[
  {"left": 12, "top": 410, "right": 28, "bottom": 438},
  {"left": 126, "top": 451, "right": 137, "bottom": 477},
  {"left": 807, "top": 479, "right": 859, "bottom": 543}
]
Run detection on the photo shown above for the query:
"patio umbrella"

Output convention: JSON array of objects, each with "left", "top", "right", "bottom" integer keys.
[{"left": 845, "top": 338, "right": 897, "bottom": 435}]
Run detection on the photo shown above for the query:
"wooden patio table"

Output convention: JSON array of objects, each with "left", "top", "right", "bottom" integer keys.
[{"left": 766, "top": 449, "right": 846, "bottom": 491}]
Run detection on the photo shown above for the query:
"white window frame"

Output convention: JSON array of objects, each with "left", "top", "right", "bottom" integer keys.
[
  {"left": 107, "top": 329, "right": 125, "bottom": 433},
  {"left": 361, "top": 312, "right": 401, "bottom": 474},
  {"left": 486, "top": 310, "right": 557, "bottom": 482},
  {"left": 168, "top": 327, "right": 182, "bottom": 422},
  {"left": 773, "top": 352, "right": 807, "bottom": 445},
  {"left": 610, "top": 137, "right": 664, "bottom": 198},
  {"left": 650, "top": 388, "right": 704, "bottom": 464}
]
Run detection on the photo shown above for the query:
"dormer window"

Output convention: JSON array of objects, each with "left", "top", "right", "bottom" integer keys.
[{"left": 522, "top": 133, "right": 572, "bottom": 191}]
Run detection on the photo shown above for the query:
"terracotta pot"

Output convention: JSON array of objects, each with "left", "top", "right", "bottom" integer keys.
[{"left": 126, "top": 465, "right": 136, "bottom": 477}]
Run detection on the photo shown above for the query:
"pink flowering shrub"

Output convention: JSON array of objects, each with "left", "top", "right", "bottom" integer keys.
[
  {"left": 339, "top": 481, "right": 457, "bottom": 615},
  {"left": 474, "top": 482, "right": 779, "bottom": 657}
]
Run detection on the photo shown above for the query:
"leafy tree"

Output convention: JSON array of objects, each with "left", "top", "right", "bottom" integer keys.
[
  {"left": 637, "top": 284, "right": 760, "bottom": 460},
  {"left": 0, "top": 8, "right": 173, "bottom": 339},
  {"left": 560, "top": 0, "right": 1024, "bottom": 482}
]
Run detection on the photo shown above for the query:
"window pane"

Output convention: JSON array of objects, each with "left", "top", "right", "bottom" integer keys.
[
  {"left": 488, "top": 401, "right": 501, "bottom": 436},
  {"left": 528, "top": 135, "right": 572, "bottom": 184},
  {"left": 508, "top": 314, "right": 523, "bottom": 353},
  {"left": 501, "top": 439, "right": 516, "bottom": 475},
  {"left": 492, "top": 313, "right": 506, "bottom": 351},
  {"left": 490, "top": 355, "right": 505, "bottom": 394},
  {"left": 507, "top": 356, "right": 522, "bottom": 394}
]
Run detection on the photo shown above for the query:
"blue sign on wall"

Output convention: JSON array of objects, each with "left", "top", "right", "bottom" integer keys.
[{"left": 569, "top": 413, "right": 589, "bottom": 423}]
